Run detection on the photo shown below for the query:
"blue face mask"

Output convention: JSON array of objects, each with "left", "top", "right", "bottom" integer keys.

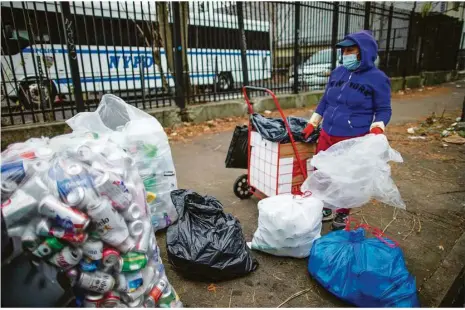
[{"left": 342, "top": 54, "right": 360, "bottom": 71}]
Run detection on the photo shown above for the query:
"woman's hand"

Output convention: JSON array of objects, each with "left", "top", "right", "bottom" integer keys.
[
  {"left": 370, "top": 127, "right": 384, "bottom": 135},
  {"left": 303, "top": 113, "right": 322, "bottom": 139},
  {"left": 302, "top": 124, "right": 315, "bottom": 139},
  {"left": 370, "top": 121, "right": 385, "bottom": 135}
]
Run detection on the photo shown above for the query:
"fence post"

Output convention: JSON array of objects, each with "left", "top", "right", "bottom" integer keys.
[
  {"left": 461, "top": 95, "right": 465, "bottom": 121},
  {"left": 172, "top": 2, "right": 186, "bottom": 110},
  {"left": 364, "top": 2, "right": 371, "bottom": 30},
  {"left": 237, "top": 2, "right": 249, "bottom": 93},
  {"left": 60, "top": 1, "right": 84, "bottom": 113},
  {"left": 384, "top": 4, "right": 394, "bottom": 72},
  {"left": 344, "top": 2, "right": 351, "bottom": 36},
  {"left": 293, "top": 1, "right": 301, "bottom": 94},
  {"left": 331, "top": 2, "right": 340, "bottom": 71},
  {"left": 402, "top": 2, "right": 417, "bottom": 90}
]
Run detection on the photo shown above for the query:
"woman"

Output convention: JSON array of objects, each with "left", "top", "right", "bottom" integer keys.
[{"left": 302, "top": 30, "right": 392, "bottom": 230}]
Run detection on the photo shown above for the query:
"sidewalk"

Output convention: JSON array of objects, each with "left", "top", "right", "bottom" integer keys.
[{"left": 160, "top": 82, "right": 465, "bottom": 307}]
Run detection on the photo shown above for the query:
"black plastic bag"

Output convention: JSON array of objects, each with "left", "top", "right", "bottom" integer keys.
[
  {"left": 166, "top": 190, "right": 259, "bottom": 282},
  {"left": 287, "top": 116, "right": 321, "bottom": 143},
  {"left": 251, "top": 113, "right": 287, "bottom": 142},
  {"left": 225, "top": 125, "right": 248, "bottom": 169},
  {"left": 251, "top": 113, "right": 320, "bottom": 143}
]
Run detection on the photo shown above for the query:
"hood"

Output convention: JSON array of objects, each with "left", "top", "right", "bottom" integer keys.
[{"left": 345, "top": 30, "right": 378, "bottom": 72}]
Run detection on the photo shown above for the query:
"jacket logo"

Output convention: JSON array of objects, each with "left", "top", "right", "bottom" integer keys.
[{"left": 329, "top": 80, "right": 373, "bottom": 97}]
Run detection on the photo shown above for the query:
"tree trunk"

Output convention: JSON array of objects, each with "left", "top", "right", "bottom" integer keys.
[
  {"left": 133, "top": 23, "right": 169, "bottom": 91},
  {"left": 179, "top": 2, "right": 191, "bottom": 99},
  {"left": 157, "top": 2, "right": 175, "bottom": 79}
]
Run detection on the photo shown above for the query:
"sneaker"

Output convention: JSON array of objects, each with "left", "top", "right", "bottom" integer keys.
[
  {"left": 322, "top": 208, "right": 334, "bottom": 222},
  {"left": 331, "top": 212, "right": 349, "bottom": 231}
]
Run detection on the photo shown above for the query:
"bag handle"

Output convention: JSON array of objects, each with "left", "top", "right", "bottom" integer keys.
[{"left": 344, "top": 216, "right": 399, "bottom": 248}]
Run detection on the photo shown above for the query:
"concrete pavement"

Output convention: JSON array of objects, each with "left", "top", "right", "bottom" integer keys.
[{"left": 159, "top": 82, "right": 465, "bottom": 307}]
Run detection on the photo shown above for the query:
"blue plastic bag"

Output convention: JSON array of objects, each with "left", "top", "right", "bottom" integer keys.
[{"left": 308, "top": 223, "right": 420, "bottom": 307}]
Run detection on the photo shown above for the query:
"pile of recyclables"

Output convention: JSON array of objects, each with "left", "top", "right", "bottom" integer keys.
[{"left": 1, "top": 96, "right": 182, "bottom": 308}]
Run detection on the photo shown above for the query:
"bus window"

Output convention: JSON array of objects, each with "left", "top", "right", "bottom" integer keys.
[{"left": 1, "top": 26, "right": 29, "bottom": 56}]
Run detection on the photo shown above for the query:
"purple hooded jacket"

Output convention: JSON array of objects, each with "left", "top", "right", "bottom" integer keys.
[{"left": 315, "top": 30, "right": 392, "bottom": 137}]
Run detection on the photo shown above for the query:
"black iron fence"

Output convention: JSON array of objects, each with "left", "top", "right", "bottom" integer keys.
[{"left": 1, "top": 1, "right": 463, "bottom": 127}]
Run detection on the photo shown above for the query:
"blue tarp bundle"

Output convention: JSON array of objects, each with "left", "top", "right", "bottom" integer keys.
[{"left": 308, "top": 226, "right": 420, "bottom": 307}]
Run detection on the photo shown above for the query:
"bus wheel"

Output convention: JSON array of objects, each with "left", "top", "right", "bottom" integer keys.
[
  {"left": 18, "top": 80, "right": 57, "bottom": 110},
  {"left": 217, "top": 72, "right": 233, "bottom": 91}
]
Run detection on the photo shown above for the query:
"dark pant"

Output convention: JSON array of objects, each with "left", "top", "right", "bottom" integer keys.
[{"left": 316, "top": 129, "right": 367, "bottom": 214}]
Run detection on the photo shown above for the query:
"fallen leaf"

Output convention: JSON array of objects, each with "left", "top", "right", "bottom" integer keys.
[
  {"left": 207, "top": 284, "right": 217, "bottom": 293},
  {"left": 443, "top": 135, "right": 465, "bottom": 145}
]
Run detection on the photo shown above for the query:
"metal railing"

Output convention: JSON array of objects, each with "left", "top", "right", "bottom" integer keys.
[{"left": 0, "top": 1, "right": 463, "bottom": 127}]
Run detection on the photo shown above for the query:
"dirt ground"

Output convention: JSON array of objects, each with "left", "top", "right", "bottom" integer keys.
[{"left": 156, "top": 83, "right": 465, "bottom": 307}]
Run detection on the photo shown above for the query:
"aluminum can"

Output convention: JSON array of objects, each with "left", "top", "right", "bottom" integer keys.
[
  {"left": 143, "top": 296, "right": 157, "bottom": 308},
  {"left": 147, "top": 279, "right": 168, "bottom": 305},
  {"left": 38, "top": 195, "right": 90, "bottom": 232},
  {"left": 36, "top": 219, "right": 88, "bottom": 244},
  {"left": 76, "top": 145, "right": 94, "bottom": 163},
  {"left": 49, "top": 246, "right": 83, "bottom": 270},
  {"left": 134, "top": 220, "right": 152, "bottom": 253},
  {"left": 116, "top": 271, "right": 143, "bottom": 293},
  {"left": 83, "top": 293, "right": 104, "bottom": 308},
  {"left": 55, "top": 162, "right": 94, "bottom": 200},
  {"left": 93, "top": 172, "right": 132, "bottom": 210},
  {"left": 126, "top": 296, "right": 143, "bottom": 308},
  {"left": 121, "top": 203, "right": 141, "bottom": 222},
  {"left": 122, "top": 287, "right": 145, "bottom": 304},
  {"left": 158, "top": 285, "right": 180, "bottom": 308},
  {"left": 35, "top": 218, "right": 53, "bottom": 236},
  {"left": 77, "top": 271, "right": 115, "bottom": 294},
  {"left": 5, "top": 223, "right": 27, "bottom": 238},
  {"left": 102, "top": 291, "right": 121, "bottom": 308},
  {"left": 31, "top": 160, "right": 51, "bottom": 173},
  {"left": 79, "top": 256, "right": 100, "bottom": 272},
  {"left": 66, "top": 187, "right": 98, "bottom": 210},
  {"left": 21, "top": 219, "right": 41, "bottom": 250},
  {"left": 118, "top": 252, "right": 148, "bottom": 272},
  {"left": 20, "top": 175, "right": 50, "bottom": 201},
  {"left": 102, "top": 247, "right": 120, "bottom": 268},
  {"left": 124, "top": 181, "right": 147, "bottom": 214},
  {"left": 121, "top": 260, "right": 157, "bottom": 303},
  {"left": 66, "top": 268, "right": 80, "bottom": 286},
  {"left": 91, "top": 161, "right": 106, "bottom": 173},
  {"left": 32, "top": 237, "right": 64, "bottom": 258},
  {"left": 87, "top": 198, "right": 129, "bottom": 246},
  {"left": 1, "top": 180, "right": 17, "bottom": 202},
  {"left": 1, "top": 189, "right": 37, "bottom": 228},
  {"left": 128, "top": 220, "right": 144, "bottom": 237},
  {"left": 35, "top": 147, "right": 54, "bottom": 160},
  {"left": 1, "top": 160, "right": 28, "bottom": 183},
  {"left": 82, "top": 239, "right": 103, "bottom": 260},
  {"left": 143, "top": 263, "right": 161, "bottom": 295},
  {"left": 116, "top": 236, "right": 136, "bottom": 254}
]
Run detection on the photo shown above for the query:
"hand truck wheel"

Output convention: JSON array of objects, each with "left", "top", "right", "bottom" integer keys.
[{"left": 233, "top": 174, "right": 253, "bottom": 199}]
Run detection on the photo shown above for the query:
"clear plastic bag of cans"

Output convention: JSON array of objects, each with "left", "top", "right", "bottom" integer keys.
[
  {"left": 1, "top": 134, "right": 182, "bottom": 308},
  {"left": 67, "top": 94, "right": 179, "bottom": 232}
]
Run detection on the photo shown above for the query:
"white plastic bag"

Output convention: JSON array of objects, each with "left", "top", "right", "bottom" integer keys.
[
  {"left": 301, "top": 134, "right": 405, "bottom": 210},
  {"left": 67, "top": 94, "right": 178, "bottom": 231},
  {"left": 249, "top": 194, "right": 323, "bottom": 258}
]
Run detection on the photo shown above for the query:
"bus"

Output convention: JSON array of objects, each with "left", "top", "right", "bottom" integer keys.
[{"left": 1, "top": 2, "right": 271, "bottom": 109}]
